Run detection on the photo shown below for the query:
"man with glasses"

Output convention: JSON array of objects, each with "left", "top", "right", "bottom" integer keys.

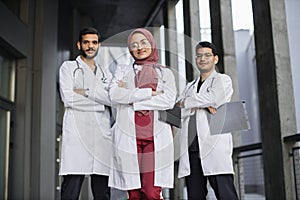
[{"left": 177, "top": 41, "right": 239, "bottom": 199}]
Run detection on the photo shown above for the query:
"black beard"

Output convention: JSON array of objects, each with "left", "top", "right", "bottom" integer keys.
[
  {"left": 80, "top": 48, "right": 88, "bottom": 58},
  {"left": 80, "top": 48, "right": 98, "bottom": 59}
]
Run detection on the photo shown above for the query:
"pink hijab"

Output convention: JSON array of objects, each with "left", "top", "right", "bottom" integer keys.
[
  {"left": 127, "top": 28, "right": 159, "bottom": 65},
  {"left": 128, "top": 28, "right": 159, "bottom": 140},
  {"left": 127, "top": 28, "right": 160, "bottom": 91}
]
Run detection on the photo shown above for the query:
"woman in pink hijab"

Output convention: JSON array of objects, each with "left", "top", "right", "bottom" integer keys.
[{"left": 109, "top": 28, "right": 177, "bottom": 199}]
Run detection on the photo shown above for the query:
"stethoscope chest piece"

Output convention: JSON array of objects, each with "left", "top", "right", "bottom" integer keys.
[{"left": 101, "top": 77, "right": 107, "bottom": 83}]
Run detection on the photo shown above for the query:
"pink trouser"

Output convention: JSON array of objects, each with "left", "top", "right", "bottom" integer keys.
[{"left": 128, "top": 140, "right": 163, "bottom": 200}]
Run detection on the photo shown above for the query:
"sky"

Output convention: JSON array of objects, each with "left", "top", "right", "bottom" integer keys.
[
  {"left": 176, "top": 0, "right": 254, "bottom": 32},
  {"left": 231, "top": 0, "right": 254, "bottom": 30}
]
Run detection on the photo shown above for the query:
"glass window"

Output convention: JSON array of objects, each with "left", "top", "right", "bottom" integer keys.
[
  {"left": 0, "top": 55, "right": 16, "bottom": 101},
  {"left": 198, "top": 0, "right": 212, "bottom": 42},
  {"left": 159, "top": 25, "right": 166, "bottom": 66},
  {"left": 231, "top": 0, "right": 254, "bottom": 31},
  {"left": 0, "top": 48, "right": 15, "bottom": 199},
  {"left": 0, "top": 109, "right": 10, "bottom": 200},
  {"left": 175, "top": 0, "right": 186, "bottom": 94}
]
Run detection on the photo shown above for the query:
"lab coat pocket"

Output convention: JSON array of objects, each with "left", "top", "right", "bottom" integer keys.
[{"left": 200, "top": 134, "right": 231, "bottom": 159}]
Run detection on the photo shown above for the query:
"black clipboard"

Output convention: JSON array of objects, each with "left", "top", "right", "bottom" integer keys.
[{"left": 158, "top": 105, "right": 181, "bottom": 128}]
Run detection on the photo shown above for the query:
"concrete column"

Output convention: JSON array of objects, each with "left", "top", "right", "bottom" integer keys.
[
  {"left": 166, "top": 0, "right": 179, "bottom": 85},
  {"left": 219, "top": 0, "right": 239, "bottom": 99},
  {"left": 190, "top": 0, "right": 201, "bottom": 49},
  {"left": 251, "top": 0, "right": 297, "bottom": 199},
  {"left": 165, "top": 2, "right": 183, "bottom": 199},
  {"left": 31, "top": 0, "right": 58, "bottom": 199},
  {"left": 209, "top": 0, "right": 239, "bottom": 100},
  {"left": 209, "top": 0, "right": 241, "bottom": 138},
  {"left": 189, "top": 0, "right": 200, "bottom": 79},
  {"left": 39, "top": 0, "right": 58, "bottom": 197}
]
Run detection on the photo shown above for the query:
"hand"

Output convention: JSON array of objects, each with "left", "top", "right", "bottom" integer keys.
[
  {"left": 207, "top": 106, "right": 217, "bottom": 114},
  {"left": 178, "top": 99, "right": 185, "bottom": 108},
  {"left": 190, "top": 107, "right": 197, "bottom": 113},
  {"left": 73, "top": 88, "right": 86, "bottom": 96},
  {"left": 117, "top": 80, "right": 126, "bottom": 88},
  {"left": 152, "top": 90, "right": 164, "bottom": 96}
]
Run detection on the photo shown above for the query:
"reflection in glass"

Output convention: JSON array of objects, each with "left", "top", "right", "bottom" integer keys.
[
  {"left": 0, "top": 55, "right": 16, "bottom": 101},
  {"left": 0, "top": 109, "right": 10, "bottom": 200}
]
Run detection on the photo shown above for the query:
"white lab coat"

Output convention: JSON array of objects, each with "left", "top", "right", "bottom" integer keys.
[
  {"left": 178, "top": 70, "right": 234, "bottom": 178},
  {"left": 108, "top": 64, "right": 176, "bottom": 190},
  {"left": 59, "top": 56, "right": 112, "bottom": 176}
]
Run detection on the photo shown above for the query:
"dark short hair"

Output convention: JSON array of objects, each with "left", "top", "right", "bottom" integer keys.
[
  {"left": 195, "top": 41, "right": 218, "bottom": 56},
  {"left": 78, "top": 27, "right": 100, "bottom": 42}
]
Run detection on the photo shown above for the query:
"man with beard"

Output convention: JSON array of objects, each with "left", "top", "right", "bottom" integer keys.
[{"left": 58, "top": 27, "right": 112, "bottom": 200}]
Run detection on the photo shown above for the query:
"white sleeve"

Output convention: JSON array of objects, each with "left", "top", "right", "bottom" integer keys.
[
  {"left": 59, "top": 61, "right": 105, "bottom": 111},
  {"left": 87, "top": 68, "right": 112, "bottom": 106},
  {"left": 177, "top": 81, "right": 197, "bottom": 118},
  {"left": 184, "top": 75, "right": 233, "bottom": 109},
  {"left": 176, "top": 80, "right": 196, "bottom": 102},
  {"left": 109, "top": 64, "right": 152, "bottom": 105},
  {"left": 133, "top": 68, "right": 177, "bottom": 111}
]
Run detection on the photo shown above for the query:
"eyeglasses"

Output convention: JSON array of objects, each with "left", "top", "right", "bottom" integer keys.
[
  {"left": 130, "top": 39, "right": 151, "bottom": 51},
  {"left": 195, "top": 53, "right": 213, "bottom": 59}
]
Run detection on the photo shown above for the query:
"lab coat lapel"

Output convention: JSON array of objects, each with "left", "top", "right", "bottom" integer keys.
[
  {"left": 198, "top": 70, "right": 217, "bottom": 94},
  {"left": 76, "top": 57, "right": 97, "bottom": 88}
]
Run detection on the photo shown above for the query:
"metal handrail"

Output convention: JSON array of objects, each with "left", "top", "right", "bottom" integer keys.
[
  {"left": 283, "top": 133, "right": 300, "bottom": 143},
  {"left": 234, "top": 143, "right": 264, "bottom": 200},
  {"left": 233, "top": 142, "right": 262, "bottom": 153},
  {"left": 291, "top": 146, "right": 300, "bottom": 200}
]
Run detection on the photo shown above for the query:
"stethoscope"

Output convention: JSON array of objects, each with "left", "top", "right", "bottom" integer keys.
[
  {"left": 73, "top": 60, "right": 107, "bottom": 87},
  {"left": 184, "top": 77, "right": 215, "bottom": 97},
  {"left": 132, "top": 63, "right": 166, "bottom": 84}
]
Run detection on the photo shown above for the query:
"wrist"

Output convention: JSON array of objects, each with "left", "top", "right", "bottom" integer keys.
[{"left": 179, "top": 99, "right": 185, "bottom": 108}]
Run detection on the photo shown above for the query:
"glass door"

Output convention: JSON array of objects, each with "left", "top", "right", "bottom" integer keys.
[
  {"left": 0, "top": 51, "right": 16, "bottom": 200},
  {"left": 0, "top": 109, "right": 10, "bottom": 200}
]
